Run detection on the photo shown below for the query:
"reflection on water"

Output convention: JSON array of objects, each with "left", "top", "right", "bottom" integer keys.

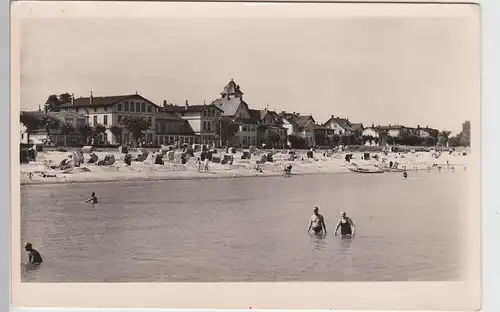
[
  {"left": 21, "top": 172, "right": 466, "bottom": 282},
  {"left": 309, "top": 233, "right": 328, "bottom": 251}
]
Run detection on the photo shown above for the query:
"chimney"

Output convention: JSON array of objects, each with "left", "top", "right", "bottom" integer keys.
[
  {"left": 204, "top": 100, "right": 206, "bottom": 105},
  {"left": 71, "top": 93, "right": 75, "bottom": 106},
  {"left": 185, "top": 100, "right": 189, "bottom": 109},
  {"left": 89, "top": 91, "right": 93, "bottom": 105}
]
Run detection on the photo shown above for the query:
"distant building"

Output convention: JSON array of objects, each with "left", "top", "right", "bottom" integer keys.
[
  {"left": 161, "top": 100, "right": 223, "bottom": 145},
  {"left": 322, "top": 115, "right": 355, "bottom": 136}
]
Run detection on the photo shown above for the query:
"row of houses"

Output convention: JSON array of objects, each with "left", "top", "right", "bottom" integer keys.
[{"left": 21, "top": 79, "right": 440, "bottom": 148}]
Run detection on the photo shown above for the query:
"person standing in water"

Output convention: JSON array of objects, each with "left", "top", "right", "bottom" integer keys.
[
  {"left": 85, "top": 192, "right": 98, "bottom": 204},
  {"left": 308, "top": 207, "right": 327, "bottom": 234},
  {"left": 334, "top": 212, "right": 355, "bottom": 236},
  {"left": 24, "top": 242, "right": 43, "bottom": 264}
]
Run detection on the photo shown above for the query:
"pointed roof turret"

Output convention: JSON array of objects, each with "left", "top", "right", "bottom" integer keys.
[{"left": 221, "top": 78, "right": 243, "bottom": 98}]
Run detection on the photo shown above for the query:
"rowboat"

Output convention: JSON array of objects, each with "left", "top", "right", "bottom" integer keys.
[{"left": 348, "top": 167, "right": 384, "bottom": 174}]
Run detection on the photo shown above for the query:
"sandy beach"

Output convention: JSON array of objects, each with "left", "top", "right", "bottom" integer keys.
[{"left": 19, "top": 147, "right": 471, "bottom": 185}]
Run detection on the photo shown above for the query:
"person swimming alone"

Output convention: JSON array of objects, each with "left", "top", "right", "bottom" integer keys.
[
  {"left": 334, "top": 212, "right": 355, "bottom": 236},
  {"left": 24, "top": 242, "right": 43, "bottom": 264},
  {"left": 308, "top": 207, "right": 327, "bottom": 234},
  {"left": 85, "top": 192, "right": 98, "bottom": 204}
]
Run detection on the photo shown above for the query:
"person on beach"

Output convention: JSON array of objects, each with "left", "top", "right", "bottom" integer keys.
[
  {"left": 308, "top": 207, "right": 327, "bottom": 234},
  {"left": 196, "top": 157, "right": 202, "bottom": 172},
  {"left": 24, "top": 242, "right": 43, "bottom": 264},
  {"left": 204, "top": 158, "right": 209, "bottom": 172},
  {"left": 334, "top": 212, "right": 355, "bottom": 236},
  {"left": 28, "top": 172, "right": 33, "bottom": 180},
  {"left": 403, "top": 169, "right": 408, "bottom": 179},
  {"left": 85, "top": 192, "right": 98, "bottom": 204}
]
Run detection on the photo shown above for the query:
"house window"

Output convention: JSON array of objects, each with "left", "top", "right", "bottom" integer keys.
[
  {"left": 76, "top": 108, "right": 79, "bottom": 113},
  {"left": 148, "top": 117, "right": 152, "bottom": 127},
  {"left": 104, "top": 107, "right": 108, "bottom": 112},
  {"left": 207, "top": 122, "right": 211, "bottom": 131},
  {"left": 203, "top": 121, "right": 207, "bottom": 131},
  {"left": 103, "top": 115, "right": 108, "bottom": 125},
  {"left": 141, "top": 103, "right": 146, "bottom": 112},
  {"left": 93, "top": 107, "right": 97, "bottom": 112},
  {"left": 118, "top": 104, "right": 122, "bottom": 111},
  {"left": 103, "top": 133, "right": 108, "bottom": 142},
  {"left": 125, "top": 102, "right": 130, "bottom": 111},
  {"left": 118, "top": 115, "right": 122, "bottom": 124},
  {"left": 93, "top": 116, "right": 98, "bottom": 125},
  {"left": 130, "top": 103, "right": 135, "bottom": 112},
  {"left": 147, "top": 105, "right": 152, "bottom": 113},
  {"left": 136, "top": 102, "right": 140, "bottom": 112}
]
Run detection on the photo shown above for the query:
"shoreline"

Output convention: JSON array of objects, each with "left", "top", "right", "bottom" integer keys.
[{"left": 19, "top": 170, "right": 348, "bottom": 186}]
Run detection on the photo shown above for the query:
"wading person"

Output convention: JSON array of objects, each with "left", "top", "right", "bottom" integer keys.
[
  {"left": 334, "top": 212, "right": 355, "bottom": 236},
  {"left": 85, "top": 192, "right": 98, "bottom": 204},
  {"left": 24, "top": 242, "right": 43, "bottom": 264},
  {"left": 308, "top": 207, "right": 327, "bottom": 234}
]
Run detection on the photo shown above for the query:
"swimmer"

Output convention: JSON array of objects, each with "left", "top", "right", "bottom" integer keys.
[
  {"left": 24, "top": 242, "right": 43, "bottom": 264},
  {"left": 85, "top": 192, "right": 98, "bottom": 204},
  {"left": 28, "top": 172, "right": 33, "bottom": 180},
  {"left": 334, "top": 212, "right": 355, "bottom": 236},
  {"left": 308, "top": 207, "right": 327, "bottom": 234},
  {"left": 403, "top": 170, "right": 408, "bottom": 179}
]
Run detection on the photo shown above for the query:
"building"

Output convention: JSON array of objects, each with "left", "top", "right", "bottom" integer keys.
[
  {"left": 252, "top": 109, "right": 288, "bottom": 148},
  {"left": 322, "top": 115, "right": 355, "bottom": 136},
  {"left": 279, "top": 112, "right": 300, "bottom": 138},
  {"left": 313, "top": 125, "right": 335, "bottom": 147},
  {"left": 295, "top": 114, "right": 317, "bottom": 146},
  {"left": 161, "top": 100, "right": 223, "bottom": 145},
  {"left": 57, "top": 93, "right": 162, "bottom": 144},
  {"left": 211, "top": 79, "right": 259, "bottom": 146},
  {"left": 20, "top": 111, "right": 87, "bottom": 145},
  {"left": 155, "top": 111, "right": 198, "bottom": 145},
  {"left": 361, "top": 126, "right": 388, "bottom": 146},
  {"left": 416, "top": 125, "right": 439, "bottom": 139}
]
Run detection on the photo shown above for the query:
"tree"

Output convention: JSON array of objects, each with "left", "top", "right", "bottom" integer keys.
[
  {"left": 110, "top": 125, "right": 123, "bottom": 144},
  {"left": 76, "top": 123, "right": 93, "bottom": 145},
  {"left": 265, "top": 130, "right": 281, "bottom": 148},
  {"left": 448, "top": 136, "right": 460, "bottom": 147},
  {"left": 459, "top": 120, "right": 471, "bottom": 146},
  {"left": 44, "top": 94, "right": 61, "bottom": 112},
  {"left": 287, "top": 134, "right": 307, "bottom": 149},
  {"left": 212, "top": 117, "right": 239, "bottom": 146},
  {"left": 387, "top": 136, "right": 395, "bottom": 145},
  {"left": 93, "top": 123, "right": 107, "bottom": 143},
  {"left": 424, "top": 136, "right": 436, "bottom": 147},
  {"left": 40, "top": 114, "right": 61, "bottom": 140},
  {"left": 58, "top": 93, "right": 72, "bottom": 103},
  {"left": 437, "top": 130, "right": 452, "bottom": 147},
  {"left": 20, "top": 111, "right": 43, "bottom": 144},
  {"left": 59, "top": 120, "right": 75, "bottom": 146},
  {"left": 120, "top": 116, "right": 150, "bottom": 143}
]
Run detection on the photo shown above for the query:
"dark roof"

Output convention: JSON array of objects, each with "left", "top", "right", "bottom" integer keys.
[
  {"left": 323, "top": 116, "right": 354, "bottom": 131},
  {"left": 377, "top": 125, "right": 406, "bottom": 130},
  {"left": 58, "top": 94, "right": 161, "bottom": 108},
  {"left": 221, "top": 79, "right": 244, "bottom": 96},
  {"left": 162, "top": 103, "right": 222, "bottom": 113},
  {"left": 155, "top": 112, "right": 186, "bottom": 121},
  {"left": 314, "top": 124, "right": 334, "bottom": 131},
  {"left": 297, "top": 115, "right": 315, "bottom": 127},
  {"left": 248, "top": 109, "right": 261, "bottom": 124},
  {"left": 211, "top": 97, "right": 248, "bottom": 116},
  {"left": 351, "top": 123, "right": 364, "bottom": 131}
]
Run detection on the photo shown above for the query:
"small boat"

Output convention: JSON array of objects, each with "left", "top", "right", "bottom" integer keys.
[
  {"left": 380, "top": 167, "right": 405, "bottom": 173},
  {"left": 348, "top": 167, "right": 384, "bottom": 174}
]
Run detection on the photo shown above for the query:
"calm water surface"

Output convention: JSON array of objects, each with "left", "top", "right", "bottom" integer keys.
[{"left": 21, "top": 171, "right": 468, "bottom": 282}]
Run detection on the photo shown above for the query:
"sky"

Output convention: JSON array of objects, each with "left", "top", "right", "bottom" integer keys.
[{"left": 19, "top": 15, "right": 478, "bottom": 135}]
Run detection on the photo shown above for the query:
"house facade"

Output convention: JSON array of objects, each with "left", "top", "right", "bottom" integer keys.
[
  {"left": 57, "top": 93, "right": 162, "bottom": 144},
  {"left": 322, "top": 115, "right": 355, "bottom": 136},
  {"left": 162, "top": 100, "right": 223, "bottom": 145},
  {"left": 21, "top": 111, "right": 88, "bottom": 145},
  {"left": 211, "top": 79, "right": 259, "bottom": 146},
  {"left": 295, "top": 114, "right": 316, "bottom": 146}
]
